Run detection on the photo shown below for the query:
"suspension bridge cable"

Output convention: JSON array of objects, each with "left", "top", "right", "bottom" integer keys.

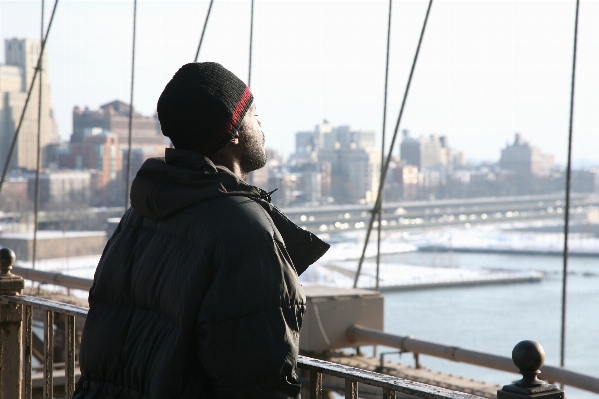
[
  {"left": 248, "top": 0, "right": 255, "bottom": 86},
  {"left": 375, "top": 0, "right": 393, "bottom": 291},
  {"left": 354, "top": 0, "right": 434, "bottom": 288},
  {"left": 194, "top": 0, "right": 215, "bottom": 62},
  {"left": 560, "top": 0, "right": 581, "bottom": 369},
  {"left": 0, "top": 0, "right": 60, "bottom": 196},
  {"left": 32, "top": 0, "right": 45, "bottom": 271},
  {"left": 125, "top": 0, "right": 138, "bottom": 210}
]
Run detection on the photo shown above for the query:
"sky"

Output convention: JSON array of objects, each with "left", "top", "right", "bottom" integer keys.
[{"left": 0, "top": 0, "right": 598, "bottom": 166}]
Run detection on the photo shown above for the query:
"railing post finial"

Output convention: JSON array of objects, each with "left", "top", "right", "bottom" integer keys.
[
  {"left": 513, "top": 340, "right": 546, "bottom": 387},
  {"left": 0, "top": 247, "right": 24, "bottom": 296},
  {"left": 0, "top": 247, "right": 24, "bottom": 398},
  {"left": 498, "top": 340, "right": 564, "bottom": 398}
]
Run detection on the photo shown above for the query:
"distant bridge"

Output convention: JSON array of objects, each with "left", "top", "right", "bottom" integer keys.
[
  {"left": 15, "top": 193, "right": 599, "bottom": 233},
  {"left": 281, "top": 193, "right": 599, "bottom": 233}
]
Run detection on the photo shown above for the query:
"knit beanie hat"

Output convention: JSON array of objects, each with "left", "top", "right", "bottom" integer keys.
[{"left": 157, "top": 62, "right": 253, "bottom": 156}]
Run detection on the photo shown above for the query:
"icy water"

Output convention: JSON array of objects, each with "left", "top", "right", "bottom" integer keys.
[{"left": 377, "top": 251, "right": 599, "bottom": 399}]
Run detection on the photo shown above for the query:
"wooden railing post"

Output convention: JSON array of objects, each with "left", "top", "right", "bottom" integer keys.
[
  {"left": 383, "top": 388, "right": 396, "bottom": 399},
  {"left": 0, "top": 248, "right": 25, "bottom": 399},
  {"left": 497, "top": 340, "right": 564, "bottom": 399},
  {"left": 309, "top": 370, "right": 322, "bottom": 399},
  {"left": 345, "top": 379, "right": 358, "bottom": 399}
]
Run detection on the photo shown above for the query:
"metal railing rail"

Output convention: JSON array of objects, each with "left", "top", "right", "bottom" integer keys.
[
  {"left": 12, "top": 266, "right": 94, "bottom": 291},
  {"left": 4, "top": 294, "right": 89, "bottom": 318},
  {"left": 350, "top": 325, "right": 599, "bottom": 394},
  {"left": 11, "top": 266, "right": 93, "bottom": 291},
  {"left": 297, "top": 355, "right": 483, "bottom": 399}
]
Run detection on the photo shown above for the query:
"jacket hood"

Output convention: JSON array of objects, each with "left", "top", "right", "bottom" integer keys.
[
  {"left": 131, "top": 148, "right": 264, "bottom": 221},
  {"left": 130, "top": 148, "right": 329, "bottom": 274}
]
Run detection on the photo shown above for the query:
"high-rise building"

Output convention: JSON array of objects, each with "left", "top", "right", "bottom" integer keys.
[
  {"left": 295, "top": 120, "right": 333, "bottom": 159},
  {"left": 500, "top": 133, "right": 554, "bottom": 176},
  {"left": 72, "top": 100, "right": 166, "bottom": 156},
  {"left": 399, "top": 131, "right": 464, "bottom": 173},
  {"left": 298, "top": 122, "right": 380, "bottom": 204},
  {"left": 0, "top": 38, "right": 59, "bottom": 170},
  {"left": 389, "top": 164, "right": 418, "bottom": 200},
  {"left": 498, "top": 133, "right": 555, "bottom": 195},
  {"left": 78, "top": 130, "right": 122, "bottom": 205},
  {"left": 23, "top": 170, "right": 92, "bottom": 208},
  {"left": 59, "top": 128, "right": 123, "bottom": 205}
]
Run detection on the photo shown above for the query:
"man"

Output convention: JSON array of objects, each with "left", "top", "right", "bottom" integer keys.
[{"left": 74, "top": 63, "right": 329, "bottom": 399}]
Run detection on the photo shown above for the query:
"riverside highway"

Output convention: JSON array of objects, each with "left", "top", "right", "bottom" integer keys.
[{"left": 281, "top": 193, "right": 599, "bottom": 233}]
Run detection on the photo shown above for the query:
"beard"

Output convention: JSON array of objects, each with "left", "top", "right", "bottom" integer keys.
[{"left": 239, "top": 127, "right": 267, "bottom": 175}]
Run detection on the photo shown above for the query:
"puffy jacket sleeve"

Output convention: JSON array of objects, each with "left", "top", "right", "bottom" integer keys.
[{"left": 195, "top": 202, "right": 306, "bottom": 399}]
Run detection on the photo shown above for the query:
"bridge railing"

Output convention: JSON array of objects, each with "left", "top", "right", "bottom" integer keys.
[
  {"left": 0, "top": 293, "right": 487, "bottom": 399},
  {"left": 0, "top": 294, "right": 84, "bottom": 399},
  {"left": 0, "top": 247, "right": 565, "bottom": 399}
]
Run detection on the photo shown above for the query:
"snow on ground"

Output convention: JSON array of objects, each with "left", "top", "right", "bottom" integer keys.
[
  {"left": 318, "top": 233, "right": 417, "bottom": 262},
  {"left": 405, "top": 222, "right": 599, "bottom": 255},
  {"left": 303, "top": 227, "right": 546, "bottom": 290},
  {"left": 15, "top": 255, "right": 100, "bottom": 280},
  {"left": 15, "top": 256, "right": 100, "bottom": 299},
  {"left": 301, "top": 259, "right": 543, "bottom": 290}
]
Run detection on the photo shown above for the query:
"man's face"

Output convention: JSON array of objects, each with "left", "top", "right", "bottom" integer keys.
[{"left": 239, "top": 103, "right": 267, "bottom": 174}]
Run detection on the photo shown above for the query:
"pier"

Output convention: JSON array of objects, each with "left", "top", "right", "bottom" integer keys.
[{"left": 304, "top": 263, "right": 543, "bottom": 292}]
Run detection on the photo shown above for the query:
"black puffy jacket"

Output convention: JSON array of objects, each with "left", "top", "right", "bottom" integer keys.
[{"left": 74, "top": 148, "right": 329, "bottom": 399}]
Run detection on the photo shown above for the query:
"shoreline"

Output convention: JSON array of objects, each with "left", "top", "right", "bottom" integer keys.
[
  {"left": 372, "top": 274, "right": 543, "bottom": 292},
  {"left": 419, "top": 246, "right": 599, "bottom": 257},
  {"left": 304, "top": 260, "right": 545, "bottom": 292}
]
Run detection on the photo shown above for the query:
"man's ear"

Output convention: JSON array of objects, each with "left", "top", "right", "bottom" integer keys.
[{"left": 228, "top": 131, "right": 240, "bottom": 145}]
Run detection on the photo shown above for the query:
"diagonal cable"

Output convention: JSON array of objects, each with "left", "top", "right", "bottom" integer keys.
[
  {"left": 354, "top": 0, "right": 434, "bottom": 288},
  {"left": 194, "top": 0, "right": 215, "bottom": 62},
  {"left": 376, "top": 0, "right": 393, "bottom": 291},
  {"left": 0, "top": 0, "right": 60, "bottom": 196},
  {"left": 33, "top": 0, "right": 46, "bottom": 271},
  {"left": 125, "top": 0, "right": 138, "bottom": 209},
  {"left": 248, "top": 0, "right": 255, "bottom": 87},
  {"left": 560, "top": 0, "right": 581, "bottom": 369}
]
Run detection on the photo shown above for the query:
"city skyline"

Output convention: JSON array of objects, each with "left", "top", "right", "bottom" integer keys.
[
  {"left": 1, "top": 0, "right": 598, "bottom": 167},
  {"left": 0, "top": 34, "right": 584, "bottom": 175}
]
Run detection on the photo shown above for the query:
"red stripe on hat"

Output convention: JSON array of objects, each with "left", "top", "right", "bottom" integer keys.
[
  {"left": 228, "top": 86, "right": 252, "bottom": 131},
  {"left": 200, "top": 87, "right": 253, "bottom": 154}
]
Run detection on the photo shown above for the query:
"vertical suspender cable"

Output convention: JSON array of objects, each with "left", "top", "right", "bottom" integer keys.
[
  {"left": 0, "top": 0, "right": 60, "bottom": 196},
  {"left": 560, "top": 0, "right": 581, "bottom": 369},
  {"left": 194, "top": 0, "right": 215, "bottom": 62},
  {"left": 32, "top": 0, "right": 45, "bottom": 270},
  {"left": 354, "top": 0, "right": 433, "bottom": 288},
  {"left": 375, "top": 0, "right": 393, "bottom": 291},
  {"left": 248, "top": 0, "right": 255, "bottom": 86},
  {"left": 125, "top": 0, "right": 138, "bottom": 210}
]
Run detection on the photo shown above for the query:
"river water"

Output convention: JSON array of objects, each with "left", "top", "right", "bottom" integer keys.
[{"left": 376, "top": 251, "right": 599, "bottom": 399}]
